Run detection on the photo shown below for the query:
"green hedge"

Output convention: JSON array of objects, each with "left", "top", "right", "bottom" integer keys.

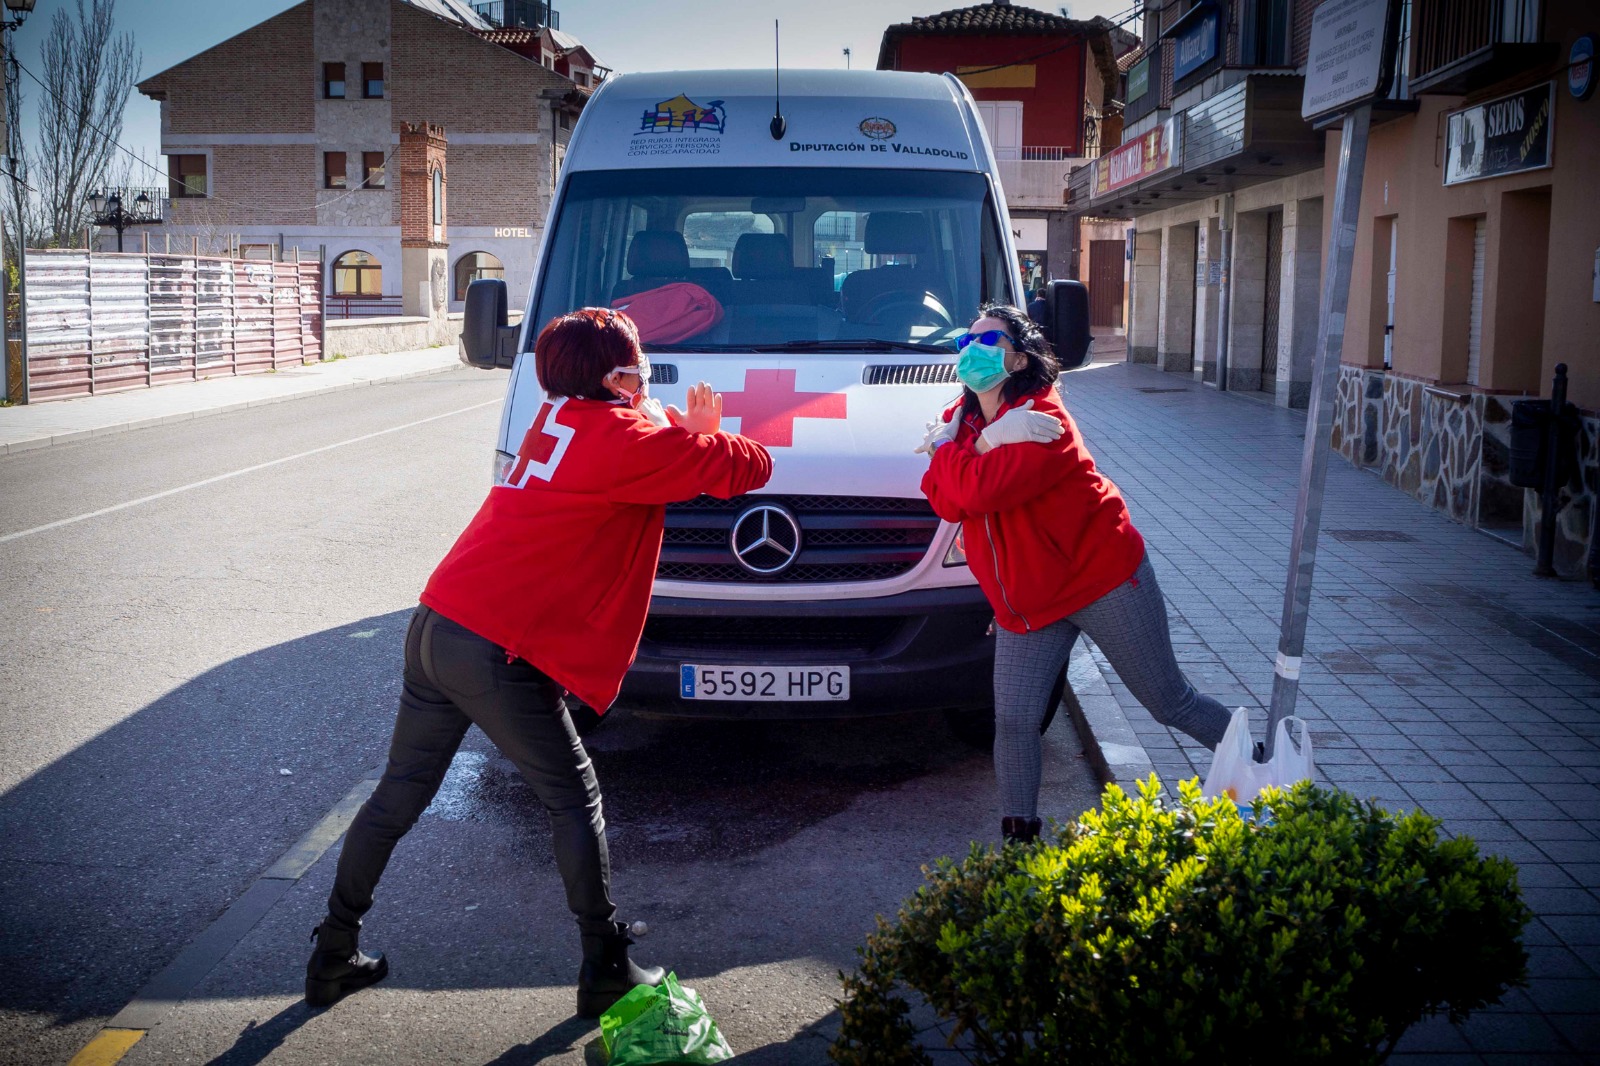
[{"left": 832, "top": 778, "right": 1529, "bottom": 1065}]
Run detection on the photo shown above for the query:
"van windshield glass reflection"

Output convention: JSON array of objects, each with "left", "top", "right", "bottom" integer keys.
[{"left": 531, "top": 167, "right": 1007, "bottom": 352}]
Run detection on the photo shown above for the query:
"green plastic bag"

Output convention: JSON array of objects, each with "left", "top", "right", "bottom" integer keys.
[{"left": 599, "top": 972, "right": 734, "bottom": 1065}]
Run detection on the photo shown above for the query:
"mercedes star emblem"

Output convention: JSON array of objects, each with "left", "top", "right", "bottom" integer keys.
[{"left": 730, "top": 503, "right": 802, "bottom": 575}]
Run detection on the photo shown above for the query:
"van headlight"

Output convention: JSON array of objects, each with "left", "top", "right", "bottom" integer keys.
[
  {"left": 493, "top": 449, "right": 516, "bottom": 485},
  {"left": 942, "top": 526, "right": 968, "bottom": 567}
]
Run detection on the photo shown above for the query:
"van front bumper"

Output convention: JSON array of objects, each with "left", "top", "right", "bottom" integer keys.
[{"left": 618, "top": 585, "right": 995, "bottom": 719}]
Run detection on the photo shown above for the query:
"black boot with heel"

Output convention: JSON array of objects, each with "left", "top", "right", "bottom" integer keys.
[
  {"left": 1001, "top": 816, "right": 1042, "bottom": 843},
  {"left": 576, "top": 920, "right": 665, "bottom": 1018},
  {"left": 305, "top": 922, "right": 389, "bottom": 1008}
]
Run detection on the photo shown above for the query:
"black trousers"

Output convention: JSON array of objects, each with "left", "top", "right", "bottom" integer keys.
[{"left": 327, "top": 604, "right": 618, "bottom": 935}]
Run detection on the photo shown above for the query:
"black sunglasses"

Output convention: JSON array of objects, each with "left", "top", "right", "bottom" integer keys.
[{"left": 955, "top": 329, "right": 1021, "bottom": 351}]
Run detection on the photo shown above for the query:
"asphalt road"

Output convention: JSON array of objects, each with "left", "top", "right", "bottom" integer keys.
[{"left": 0, "top": 369, "right": 1101, "bottom": 1065}]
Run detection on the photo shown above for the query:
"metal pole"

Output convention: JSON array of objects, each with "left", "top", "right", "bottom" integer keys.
[
  {"left": 1215, "top": 194, "right": 1234, "bottom": 391},
  {"left": 1266, "top": 103, "right": 1373, "bottom": 753},
  {"left": 16, "top": 235, "right": 27, "bottom": 403},
  {"left": 1534, "top": 362, "right": 1568, "bottom": 577}
]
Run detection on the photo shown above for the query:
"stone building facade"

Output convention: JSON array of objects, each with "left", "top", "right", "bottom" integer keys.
[{"left": 133, "top": 0, "right": 592, "bottom": 314}]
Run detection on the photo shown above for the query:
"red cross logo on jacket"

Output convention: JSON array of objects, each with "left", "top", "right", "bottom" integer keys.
[{"left": 719, "top": 368, "right": 848, "bottom": 448}]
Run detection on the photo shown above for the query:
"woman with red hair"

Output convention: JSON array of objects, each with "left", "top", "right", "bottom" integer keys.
[{"left": 305, "top": 308, "right": 772, "bottom": 1016}]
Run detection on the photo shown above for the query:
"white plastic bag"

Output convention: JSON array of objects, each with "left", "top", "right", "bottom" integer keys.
[{"left": 1202, "top": 707, "right": 1314, "bottom": 802}]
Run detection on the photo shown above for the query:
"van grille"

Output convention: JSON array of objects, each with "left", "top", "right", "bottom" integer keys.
[
  {"left": 642, "top": 615, "right": 906, "bottom": 651},
  {"left": 658, "top": 494, "right": 940, "bottom": 584},
  {"left": 863, "top": 364, "right": 959, "bottom": 385}
]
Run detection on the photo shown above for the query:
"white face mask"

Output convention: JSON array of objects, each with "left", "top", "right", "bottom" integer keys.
[{"left": 610, "top": 355, "right": 652, "bottom": 407}]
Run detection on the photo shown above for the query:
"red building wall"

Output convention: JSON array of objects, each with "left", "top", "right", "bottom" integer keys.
[{"left": 891, "top": 34, "right": 1088, "bottom": 151}]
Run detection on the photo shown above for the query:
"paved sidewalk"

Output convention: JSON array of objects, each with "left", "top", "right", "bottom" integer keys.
[
  {"left": 1062, "top": 359, "right": 1600, "bottom": 1064},
  {"left": 0, "top": 346, "right": 464, "bottom": 455}
]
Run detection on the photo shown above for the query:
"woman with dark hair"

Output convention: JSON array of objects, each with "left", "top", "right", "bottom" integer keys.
[
  {"left": 917, "top": 303, "right": 1232, "bottom": 842},
  {"left": 305, "top": 307, "right": 772, "bottom": 1015}
]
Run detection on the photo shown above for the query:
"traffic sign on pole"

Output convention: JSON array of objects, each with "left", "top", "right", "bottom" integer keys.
[{"left": 1266, "top": 0, "right": 1398, "bottom": 754}]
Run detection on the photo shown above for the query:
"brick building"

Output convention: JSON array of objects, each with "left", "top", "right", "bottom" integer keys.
[
  {"left": 1070, "top": 0, "right": 1600, "bottom": 577},
  {"left": 877, "top": 0, "right": 1137, "bottom": 314},
  {"left": 133, "top": 0, "right": 596, "bottom": 314}
]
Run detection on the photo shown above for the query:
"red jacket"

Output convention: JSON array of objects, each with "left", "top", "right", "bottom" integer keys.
[
  {"left": 421, "top": 397, "right": 772, "bottom": 710},
  {"left": 920, "top": 385, "right": 1144, "bottom": 634}
]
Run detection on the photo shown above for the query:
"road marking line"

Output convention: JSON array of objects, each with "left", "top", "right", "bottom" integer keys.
[
  {"left": 66, "top": 1029, "right": 144, "bottom": 1066},
  {"left": 0, "top": 400, "right": 498, "bottom": 545},
  {"left": 71, "top": 771, "right": 383, "bottom": 1058}
]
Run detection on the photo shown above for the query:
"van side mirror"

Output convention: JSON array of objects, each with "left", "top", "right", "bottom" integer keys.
[
  {"left": 1041, "top": 279, "right": 1092, "bottom": 369},
  {"left": 460, "top": 279, "right": 518, "bottom": 369}
]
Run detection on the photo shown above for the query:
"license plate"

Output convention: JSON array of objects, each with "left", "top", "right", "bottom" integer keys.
[{"left": 680, "top": 664, "right": 850, "bottom": 701}]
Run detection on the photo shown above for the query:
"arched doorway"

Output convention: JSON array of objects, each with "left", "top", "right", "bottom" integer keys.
[{"left": 454, "top": 251, "right": 505, "bottom": 302}]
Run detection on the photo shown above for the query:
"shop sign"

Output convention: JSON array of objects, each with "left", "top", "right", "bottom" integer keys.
[
  {"left": 1301, "top": 0, "right": 1396, "bottom": 120},
  {"left": 1444, "top": 82, "right": 1555, "bottom": 186},
  {"left": 1171, "top": 6, "right": 1220, "bottom": 83},
  {"left": 1092, "top": 117, "right": 1180, "bottom": 197},
  {"left": 1570, "top": 35, "right": 1595, "bottom": 101},
  {"left": 1127, "top": 53, "right": 1151, "bottom": 103}
]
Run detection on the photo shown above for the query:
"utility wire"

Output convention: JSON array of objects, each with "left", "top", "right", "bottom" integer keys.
[{"left": 12, "top": 57, "right": 402, "bottom": 216}]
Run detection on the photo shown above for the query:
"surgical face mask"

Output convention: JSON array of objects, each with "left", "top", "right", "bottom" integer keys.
[
  {"left": 610, "top": 355, "right": 651, "bottom": 407},
  {"left": 957, "top": 341, "right": 1013, "bottom": 394}
]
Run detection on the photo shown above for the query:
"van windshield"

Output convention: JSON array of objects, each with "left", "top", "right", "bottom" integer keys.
[{"left": 530, "top": 167, "right": 1010, "bottom": 353}]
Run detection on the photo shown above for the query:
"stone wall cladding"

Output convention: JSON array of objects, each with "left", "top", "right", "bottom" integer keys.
[
  {"left": 1331, "top": 364, "right": 1600, "bottom": 579},
  {"left": 1525, "top": 410, "right": 1600, "bottom": 579},
  {"left": 139, "top": 4, "right": 314, "bottom": 135}
]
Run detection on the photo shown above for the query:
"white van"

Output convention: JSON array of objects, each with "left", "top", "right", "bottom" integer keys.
[{"left": 461, "top": 68, "right": 1089, "bottom": 728}]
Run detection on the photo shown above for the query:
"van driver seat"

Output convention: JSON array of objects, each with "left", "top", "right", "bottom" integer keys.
[{"left": 840, "top": 212, "right": 950, "bottom": 321}]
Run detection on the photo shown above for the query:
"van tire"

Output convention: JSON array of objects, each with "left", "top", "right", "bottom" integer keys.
[
  {"left": 947, "top": 666, "right": 1068, "bottom": 749},
  {"left": 944, "top": 707, "right": 996, "bottom": 750}
]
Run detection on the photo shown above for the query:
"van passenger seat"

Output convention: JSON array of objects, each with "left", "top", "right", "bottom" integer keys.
[
  {"left": 612, "top": 230, "right": 691, "bottom": 303},
  {"left": 731, "top": 233, "right": 810, "bottom": 305}
]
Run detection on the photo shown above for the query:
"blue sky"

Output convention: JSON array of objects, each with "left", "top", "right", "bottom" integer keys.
[{"left": 6, "top": 0, "right": 1132, "bottom": 185}]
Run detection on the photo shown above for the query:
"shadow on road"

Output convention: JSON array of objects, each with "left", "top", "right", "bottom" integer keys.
[{"left": 0, "top": 608, "right": 998, "bottom": 1060}]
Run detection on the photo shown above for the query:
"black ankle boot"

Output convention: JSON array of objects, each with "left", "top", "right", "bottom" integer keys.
[
  {"left": 1001, "top": 816, "right": 1042, "bottom": 843},
  {"left": 576, "top": 921, "right": 665, "bottom": 1018},
  {"left": 305, "top": 922, "right": 388, "bottom": 1008}
]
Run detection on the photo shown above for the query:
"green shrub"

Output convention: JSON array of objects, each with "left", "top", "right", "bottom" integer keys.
[{"left": 832, "top": 777, "right": 1529, "bottom": 1066}]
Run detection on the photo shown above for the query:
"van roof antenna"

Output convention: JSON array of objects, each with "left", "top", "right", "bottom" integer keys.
[{"left": 770, "top": 20, "right": 786, "bottom": 140}]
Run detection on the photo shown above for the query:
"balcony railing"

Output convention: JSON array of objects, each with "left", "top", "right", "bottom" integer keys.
[
  {"left": 327, "top": 295, "right": 404, "bottom": 319},
  {"left": 1411, "top": 0, "right": 1554, "bottom": 94}
]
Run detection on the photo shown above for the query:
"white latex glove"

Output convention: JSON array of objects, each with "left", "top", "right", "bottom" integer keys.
[
  {"left": 914, "top": 415, "right": 960, "bottom": 455},
  {"left": 979, "top": 400, "right": 1064, "bottom": 449},
  {"left": 635, "top": 396, "right": 671, "bottom": 428}
]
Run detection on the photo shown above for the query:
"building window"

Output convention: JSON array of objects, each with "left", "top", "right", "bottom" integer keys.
[
  {"left": 332, "top": 250, "right": 382, "bottom": 295},
  {"left": 1238, "top": 0, "right": 1289, "bottom": 66},
  {"left": 363, "top": 151, "right": 386, "bottom": 189},
  {"left": 325, "top": 152, "right": 347, "bottom": 189},
  {"left": 168, "top": 154, "right": 207, "bottom": 198},
  {"left": 454, "top": 251, "right": 505, "bottom": 301},
  {"left": 324, "top": 62, "right": 346, "bottom": 99},
  {"left": 363, "top": 62, "right": 384, "bottom": 98},
  {"left": 432, "top": 167, "right": 443, "bottom": 226}
]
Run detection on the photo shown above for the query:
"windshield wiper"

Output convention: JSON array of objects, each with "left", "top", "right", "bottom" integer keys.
[{"left": 748, "top": 339, "right": 954, "bottom": 355}]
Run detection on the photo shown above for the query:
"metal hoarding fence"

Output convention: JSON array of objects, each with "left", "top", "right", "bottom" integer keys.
[{"left": 22, "top": 248, "right": 323, "bottom": 402}]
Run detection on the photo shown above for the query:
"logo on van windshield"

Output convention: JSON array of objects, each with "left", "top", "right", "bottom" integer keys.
[
  {"left": 858, "top": 117, "right": 897, "bottom": 140},
  {"left": 637, "top": 94, "right": 727, "bottom": 136}
]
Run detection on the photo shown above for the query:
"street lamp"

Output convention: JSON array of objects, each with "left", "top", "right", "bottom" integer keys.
[
  {"left": 88, "top": 187, "right": 162, "bottom": 253},
  {"left": 1, "top": 0, "right": 37, "bottom": 29}
]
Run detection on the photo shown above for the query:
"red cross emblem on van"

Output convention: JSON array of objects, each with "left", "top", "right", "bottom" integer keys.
[{"left": 719, "top": 369, "right": 847, "bottom": 448}]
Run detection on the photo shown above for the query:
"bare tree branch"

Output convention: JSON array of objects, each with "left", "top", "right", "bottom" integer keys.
[{"left": 34, "top": 0, "right": 140, "bottom": 248}]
